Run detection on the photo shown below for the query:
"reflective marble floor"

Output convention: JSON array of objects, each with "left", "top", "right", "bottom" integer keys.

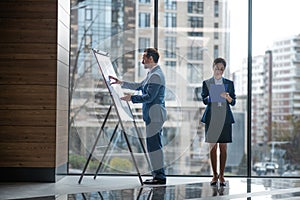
[{"left": 1, "top": 176, "right": 300, "bottom": 199}]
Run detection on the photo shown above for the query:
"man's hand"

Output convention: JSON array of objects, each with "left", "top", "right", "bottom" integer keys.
[
  {"left": 109, "top": 75, "right": 122, "bottom": 85},
  {"left": 120, "top": 94, "right": 132, "bottom": 102}
]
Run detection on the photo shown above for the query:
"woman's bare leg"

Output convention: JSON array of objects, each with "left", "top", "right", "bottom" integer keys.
[
  {"left": 210, "top": 143, "right": 218, "bottom": 183},
  {"left": 219, "top": 143, "right": 227, "bottom": 183}
]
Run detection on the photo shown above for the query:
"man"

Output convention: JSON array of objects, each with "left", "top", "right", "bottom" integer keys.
[{"left": 109, "top": 48, "right": 167, "bottom": 185}]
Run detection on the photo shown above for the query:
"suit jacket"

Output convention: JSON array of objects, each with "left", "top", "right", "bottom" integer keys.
[
  {"left": 201, "top": 77, "right": 236, "bottom": 124},
  {"left": 122, "top": 66, "right": 167, "bottom": 125}
]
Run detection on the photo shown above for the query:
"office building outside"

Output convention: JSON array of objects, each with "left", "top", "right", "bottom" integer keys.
[{"left": 234, "top": 34, "right": 300, "bottom": 171}]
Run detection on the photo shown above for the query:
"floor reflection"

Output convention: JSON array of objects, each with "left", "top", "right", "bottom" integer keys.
[
  {"left": 8, "top": 177, "right": 300, "bottom": 200},
  {"left": 67, "top": 179, "right": 300, "bottom": 200},
  {"left": 69, "top": 183, "right": 231, "bottom": 199}
]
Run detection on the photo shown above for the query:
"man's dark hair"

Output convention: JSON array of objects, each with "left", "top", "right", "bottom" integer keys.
[
  {"left": 213, "top": 57, "right": 226, "bottom": 69},
  {"left": 144, "top": 48, "right": 160, "bottom": 63}
]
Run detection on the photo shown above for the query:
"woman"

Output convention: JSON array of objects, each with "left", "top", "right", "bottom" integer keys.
[{"left": 201, "top": 57, "right": 236, "bottom": 187}]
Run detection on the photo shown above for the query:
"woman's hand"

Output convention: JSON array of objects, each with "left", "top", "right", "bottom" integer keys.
[{"left": 221, "top": 92, "right": 232, "bottom": 103}]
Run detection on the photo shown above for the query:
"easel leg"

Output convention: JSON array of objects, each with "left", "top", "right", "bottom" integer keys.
[
  {"left": 78, "top": 105, "right": 113, "bottom": 184},
  {"left": 136, "top": 187, "right": 144, "bottom": 199},
  {"left": 93, "top": 123, "right": 119, "bottom": 179},
  {"left": 122, "top": 130, "right": 144, "bottom": 185}
]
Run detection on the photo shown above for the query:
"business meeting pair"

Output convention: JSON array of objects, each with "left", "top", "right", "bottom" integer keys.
[{"left": 109, "top": 48, "right": 236, "bottom": 187}]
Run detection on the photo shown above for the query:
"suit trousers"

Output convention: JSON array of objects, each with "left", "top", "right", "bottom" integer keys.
[{"left": 146, "top": 121, "right": 166, "bottom": 180}]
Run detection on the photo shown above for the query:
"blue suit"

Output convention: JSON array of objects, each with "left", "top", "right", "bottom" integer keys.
[
  {"left": 122, "top": 66, "right": 167, "bottom": 179},
  {"left": 201, "top": 77, "right": 236, "bottom": 125},
  {"left": 201, "top": 77, "right": 236, "bottom": 143}
]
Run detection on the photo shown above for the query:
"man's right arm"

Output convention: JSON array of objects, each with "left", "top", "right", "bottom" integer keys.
[
  {"left": 109, "top": 75, "right": 143, "bottom": 90},
  {"left": 122, "top": 81, "right": 143, "bottom": 91}
]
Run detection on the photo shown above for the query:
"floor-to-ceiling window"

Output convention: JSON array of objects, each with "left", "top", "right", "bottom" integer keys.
[
  {"left": 155, "top": 0, "right": 248, "bottom": 176},
  {"left": 251, "top": 0, "right": 300, "bottom": 177},
  {"left": 69, "top": 0, "right": 300, "bottom": 178}
]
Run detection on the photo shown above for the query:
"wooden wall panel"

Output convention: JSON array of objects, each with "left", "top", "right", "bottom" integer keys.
[
  {"left": 0, "top": 110, "right": 56, "bottom": 126},
  {"left": 0, "top": 143, "right": 56, "bottom": 167},
  {"left": 0, "top": 60, "right": 57, "bottom": 85},
  {"left": 0, "top": 1, "right": 57, "bottom": 19},
  {"left": 0, "top": 125, "right": 56, "bottom": 168},
  {"left": 0, "top": 0, "right": 70, "bottom": 182},
  {"left": 0, "top": 126, "right": 56, "bottom": 143},
  {"left": 0, "top": 44, "right": 57, "bottom": 59},
  {"left": 0, "top": 85, "right": 56, "bottom": 109}
]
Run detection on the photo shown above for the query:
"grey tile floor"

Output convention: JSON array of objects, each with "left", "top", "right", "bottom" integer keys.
[{"left": 1, "top": 176, "right": 300, "bottom": 199}]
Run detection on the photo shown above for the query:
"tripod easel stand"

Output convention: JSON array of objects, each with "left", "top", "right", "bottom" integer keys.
[{"left": 78, "top": 49, "right": 151, "bottom": 185}]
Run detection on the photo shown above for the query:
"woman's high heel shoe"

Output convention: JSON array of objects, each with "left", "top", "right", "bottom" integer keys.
[
  {"left": 210, "top": 174, "right": 218, "bottom": 186},
  {"left": 219, "top": 175, "right": 226, "bottom": 187}
]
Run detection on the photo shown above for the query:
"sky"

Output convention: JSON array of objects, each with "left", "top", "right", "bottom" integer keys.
[{"left": 228, "top": 0, "right": 300, "bottom": 71}]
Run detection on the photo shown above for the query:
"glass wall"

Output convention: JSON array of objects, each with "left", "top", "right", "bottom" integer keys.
[
  {"left": 69, "top": 0, "right": 157, "bottom": 175},
  {"left": 155, "top": 0, "right": 248, "bottom": 176},
  {"left": 251, "top": 0, "right": 300, "bottom": 177},
  {"left": 69, "top": 0, "right": 300, "bottom": 177}
]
